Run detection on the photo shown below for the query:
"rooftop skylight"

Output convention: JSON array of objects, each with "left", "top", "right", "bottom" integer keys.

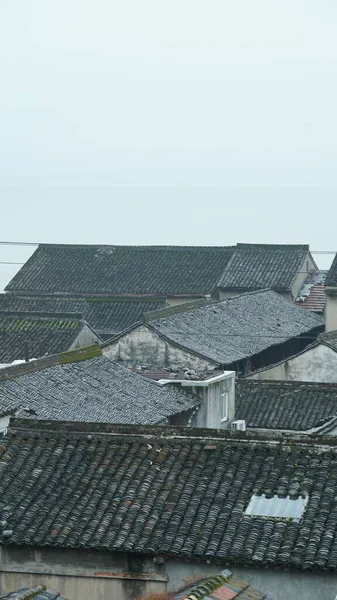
[{"left": 245, "top": 494, "right": 308, "bottom": 522}]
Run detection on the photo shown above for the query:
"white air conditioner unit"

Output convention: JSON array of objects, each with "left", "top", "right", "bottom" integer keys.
[{"left": 231, "top": 420, "right": 246, "bottom": 432}]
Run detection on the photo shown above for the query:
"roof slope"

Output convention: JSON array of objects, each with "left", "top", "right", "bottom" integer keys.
[
  {"left": 326, "top": 253, "right": 337, "bottom": 287},
  {"left": 0, "top": 354, "right": 200, "bottom": 424},
  {"left": 1, "top": 585, "right": 67, "bottom": 599},
  {"left": 319, "top": 330, "right": 337, "bottom": 353},
  {"left": 217, "top": 244, "right": 309, "bottom": 292},
  {"left": 296, "top": 270, "right": 327, "bottom": 313},
  {"left": 5, "top": 244, "right": 234, "bottom": 296},
  {"left": 1, "top": 422, "right": 337, "bottom": 571},
  {"left": 236, "top": 380, "right": 337, "bottom": 431},
  {"left": 0, "top": 294, "right": 167, "bottom": 336},
  {"left": 145, "top": 290, "right": 323, "bottom": 365},
  {"left": 0, "top": 313, "right": 90, "bottom": 363},
  {"left": 175, "top": 570, "right": 268, "bottom": 600}
]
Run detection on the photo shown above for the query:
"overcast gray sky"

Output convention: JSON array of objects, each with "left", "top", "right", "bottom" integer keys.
[{"left": 0, "top": 1, "right": 336, "bottom": 290}]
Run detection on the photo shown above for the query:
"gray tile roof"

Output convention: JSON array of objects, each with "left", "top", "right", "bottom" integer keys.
[
  {"left": 0, "top": 294, "right": 167, "bottom": 336},
  {"left": 318, "top": 330, "right": 337, "bottom": 352},
  {"left": 5, "top": 244, "right": 234, "bottom": 296},
  {"left": 144, "top": 290, "right": 324, "bottom": 365},
  {"left": 1, "top": 585, "right": 67, "bottom": 599},
  {"left": 0, "top": 354, "right": 200, "bottom": 424},
  {"left": 236, "top": 379, "right": 337, "bottom": 431},
  {"left": 326, "top": 253, "right": 337, "bottom": 287},
  {"left": 1, "top": 422, "right": 337, "bottom": 571},
  {"left": 217, "top": 244, "right": 309, "bottom": 292},
  {"left": 0, "top": 312, "right": 91, "bottom": 363}
]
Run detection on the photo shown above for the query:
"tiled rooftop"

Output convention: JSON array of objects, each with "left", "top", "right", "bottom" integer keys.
[
  {"left": 175, "top": 570, "right": 268, "bottom": 600},
  {"left": 0, "top": 294, "right": 167, "bottom": 337},
  {"left": 0, "top": 312, "right": 94, "bottom": 363},
  {"left": 5, "top": 244, "right": 234, "bottom": 296},
  {"left": 236, "top": 379, "right": 337, "bottom": 431},
  {"left": 5, "top": 243, "right": 313, "bottom": 299},
  {"left": 0, "top": 349, "right": 200, "bottom": 424},
  {"left": 296, "top": 270, "right": 327, "bottom": 313},
  {"left": 217, "top": 244, "right": 310, "bottom": 292},
  {"left": 141, "top": 290, "right": 323, "bottom": 366},
  {"left": 0, "top": 585, "right": 67, "bottom": 599},
  {"left": 1, "top": 421, "right": 337, "bottom": 571}
]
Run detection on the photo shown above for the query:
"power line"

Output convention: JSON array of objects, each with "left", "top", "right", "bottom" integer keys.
[{"left": 0, "top": 262, "right": 24, "bottom": 265}]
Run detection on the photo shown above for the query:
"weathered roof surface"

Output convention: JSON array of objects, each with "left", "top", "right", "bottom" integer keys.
[
  {"left": 144, "top": 290, "right": 323, "bottom": 365},
  {"left": 296, "top": 270, "right": 327, "bottom": 313},
  {"left": 325, "top": 253, "right": 337, "bottom": 287},
  {"left": 1, "top": 422, "right": 337, "bottom": 571},
  {"left": 217, "top": 244, "right": 310, "bottom": 292},
  {"left": 0, "top": 352, "right": 200, "bottom": 424},
  {"left": 0, "top": 312, "right": 91, "bottom": 363},
  {"left": 236, "top": 379, "right": 337, "bottom": 431},
  {"left": 0, "top": 294, "right": 167, "bottom": 336},
  {"left": 318, "top": 330, "right": 337, "bottom": 352},
  {"left": 5, "top": 244, "right": 234, "bottom": 296},
  {"left": 175, "top": 570, "right": 268, "bottom": 600},
  {"left": 0, "top": 585, "right": 67, "bottom": 599}
]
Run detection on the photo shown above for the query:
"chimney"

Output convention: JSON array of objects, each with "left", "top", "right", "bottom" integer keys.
[{"left": 159, "top": 371, "right": 236, "bottom": 429}]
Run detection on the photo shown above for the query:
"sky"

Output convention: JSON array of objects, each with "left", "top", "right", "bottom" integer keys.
[{"left": 0, "top": 1, "right": 337, "bottom": 290}]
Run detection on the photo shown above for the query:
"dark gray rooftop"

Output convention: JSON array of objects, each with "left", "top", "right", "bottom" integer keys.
[
  {"left": 217, "top": 243, "right": 310, "bottom": 292},
  {"left": 1, "top": 421, "right": 337, "bottom": 571},
  {"left": 0, "top": 312, "right": 91, "bottom": 363},
  {"left": 144, "top": 290, "right": 324, "bottom": 365},
  {"left": 5, "top": 244, "right": 234, "bottom": 296},
  {"left": 0, "top": 354, "right": 200, "bottom": 424},
  {"left": 236, "top": 379, "right": 337, "bottom": 431},
  {"left": 0, "top": 294, "right": 167, "bottom": 337}
]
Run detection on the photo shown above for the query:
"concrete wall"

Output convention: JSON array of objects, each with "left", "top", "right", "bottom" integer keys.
[
  {"left": 165, "top": 560, "right": 337, "bottom": 600},
  {"left": 189, "top": 374, "right": 235, "bottom": 429},
  {"left": 248, "top": 343, "right": 337, "bottom": 382},
  {"left": 325, "top": 293, "right": 337, "bottom": 332},
  {"left": 103, "top": 325, "right": 217, "bottom": 371},
  {"left": 70, "top": 325, "right": 101, "bottom": 350},
  {"left": 1, "top": 545, "right": 336, "bottom": 600},
  {"left": 0, "top": 547, "right": 166, "bottom": 600}
]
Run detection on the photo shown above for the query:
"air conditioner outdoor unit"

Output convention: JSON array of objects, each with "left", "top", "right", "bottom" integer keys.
[{"left": 231, "top": 420, "right": 246, "bottom": 432}]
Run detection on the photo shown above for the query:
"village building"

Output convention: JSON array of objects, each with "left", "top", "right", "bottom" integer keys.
[
  {"left": 215, "top": 243, "right": 316, "bottom": 302},
  {"left": 247, "top": 329, "right": 337, "bottom": 383},
  {"left": 0, "top": 312, "right": 100, "bottom": 365},
  {"left": 102, "top": 290, "right": 324, "bottom": 375},
  {"left": 325, "top": 252, "right": 337, "bottom": 332},
  {"left": 0, "top": 421, "right": 336, "bottom": 600},
  {"left": 2, "top": 243, "right": 317, "bottom": 338},
  {"left": 0, "top": 345, "right": 235, "bottom": 430}
]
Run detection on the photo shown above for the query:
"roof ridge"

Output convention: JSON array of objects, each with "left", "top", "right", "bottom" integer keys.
[
  {"left": 0, "top": 344, "right": 102, "bottom": 381},
  {"left": 236, "top": 243, "right": 309, "bottom": 250},
  {"left": 0, "top": 311, "right": 83, "bottom": 321},
  {"left": 37, "top": 243, "right": 234, "bottom": 251},
  {"left": 143, "top": 299, "right": 214, "bottom": 321},
  {"left": 8, "top": 418, "right": 337, "bottom": 446},
  {"left": 237, "top": 379, "right": 337, "bottom": 389}
]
